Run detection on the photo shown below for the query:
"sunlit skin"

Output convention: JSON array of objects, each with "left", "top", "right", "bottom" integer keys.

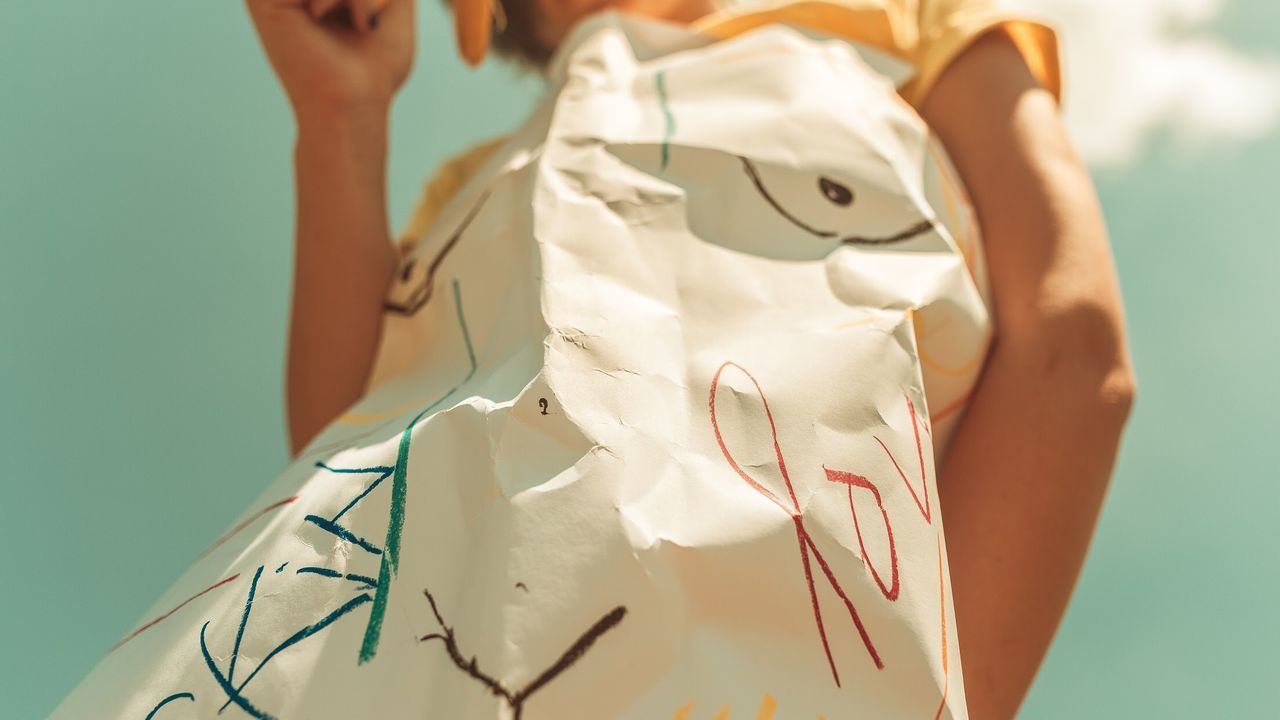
[{"left": 244, "top": 0, "right": 1135, "bottom": 717}]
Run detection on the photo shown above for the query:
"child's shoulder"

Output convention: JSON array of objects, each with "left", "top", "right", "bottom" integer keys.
[{"left": 694, "top": 0, "right": 1059, "bottom": 109}]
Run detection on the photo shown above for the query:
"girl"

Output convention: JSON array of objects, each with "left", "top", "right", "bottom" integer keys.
[
  {"left": 55, "top": 1, "right": 1136, "bottom": 717},
  {"left": 248, "top": 1, "right": 1133, "bottom": 714}
]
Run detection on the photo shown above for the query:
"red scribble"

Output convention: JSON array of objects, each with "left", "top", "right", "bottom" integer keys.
[
  {"left": 109, "top": 574, "right": 241, "bottom": 653},
  {"left": 874, "top": 393, "right": 931, "bottom": 524},
  {"left": 195, "top": 495, "right": 299, "bottom": 561},
  {"left": 823, "top": 468, "right": 899, "bottom": 601},
  {"left": 709, "top": 361, "right": 883, "bottom": 687}
]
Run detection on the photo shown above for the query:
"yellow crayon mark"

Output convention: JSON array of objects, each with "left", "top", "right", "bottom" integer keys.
[
  {"left": 339, "top": 397, "right": 426, "bottom": 425},
  {"left": 673, "top": 694, "right": 825, "bottom": 719},
  {"left": 755, "top": 693, "right": 777, "bottom": 720},
  {"left": 835, "top": 314, "right": 878, "bottom": 331}
]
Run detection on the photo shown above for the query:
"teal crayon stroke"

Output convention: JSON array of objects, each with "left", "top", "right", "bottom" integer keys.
[
  {"left": 225, "top": 565, "right": 263, "bottom": 688},
  {"left": 144, "top": 693, "right": 194, "bottom": 720},
  {"left": 358, "top": 278, "right": 477, "bottom": 664},
  {"left": 656, "top": 69, "right": 675, "bottom": 172},
  {"left": 203, "top": 593, "right": 373, "bottom": 719}
]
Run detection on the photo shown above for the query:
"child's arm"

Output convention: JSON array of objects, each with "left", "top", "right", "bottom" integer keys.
[
  {"left": 245, "top": 0, "right": 416, "bottom": 457},
  {"left": 918, "top": 30, "right": 1136, "bottom": 719},
  {"left": 288, "top": 106, "right": 399, "bottom": 458}
]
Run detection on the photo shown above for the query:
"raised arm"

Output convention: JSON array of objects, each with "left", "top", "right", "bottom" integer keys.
[
  {"left": 245, "top": 0, "right": 417, "bottom": 457},
  {"left": 917, "top": 29, "right": 1137, "bottom": 719}
]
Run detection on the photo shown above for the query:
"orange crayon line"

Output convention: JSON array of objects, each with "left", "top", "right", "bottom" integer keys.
[
  {"left": 925, "top": 136, "right": 976, "bottom": 269},
  {"left": 928, "top": 392, "right": 971, "bottom": 425},
  {"left": 918, "top": 338, "right": 988, "bottom": 378},
  {"left": 912, "top": 313, "right": 991, "bottom": 379},
  {"left": 934, "top": 532, "right": 950, "bottom": 720},
  {"left": 463, "top": 482, "right": 506, "bottom": 527}
]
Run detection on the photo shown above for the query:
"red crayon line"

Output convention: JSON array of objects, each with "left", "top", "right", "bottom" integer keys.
[
  {"left": 195, "top": 495, "right": 299, "bottom": 562},
  {"left": 109, "top": 573, "right": 240, "bottom": 653},
  {"left": 874, "top": 394, "right": 931, "bottom": 524},
  {"left": 825, "top": 468, "right": 900, "bottom": 601},
  {"left": 709, "top": 363, "right": 798, "bottom": 516},
  {"left": 709, "top": 361, "right": 882, "bottom": 685}
]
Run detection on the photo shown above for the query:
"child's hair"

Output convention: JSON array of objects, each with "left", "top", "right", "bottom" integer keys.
[{"left": 442, "top": 0, "right": 555, "bottom": 70}]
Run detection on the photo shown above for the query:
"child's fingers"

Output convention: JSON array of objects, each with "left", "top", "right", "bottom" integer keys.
[
  {"left": 307, "top": 0, "right": 345, "bottom": 21},
  {"left": 370, "top": 0, "right": 412, "bottom": 28},
  {"left": 347, "top": 0, "right": 380, "bottom": 30},
  {"left": 305, "top": 0, "right": 386, "bottom": 31}
]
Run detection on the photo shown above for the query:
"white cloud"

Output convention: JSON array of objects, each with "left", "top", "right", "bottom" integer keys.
[{"left": 1008, "top": 0, "right": 1280, "bottom": 166}]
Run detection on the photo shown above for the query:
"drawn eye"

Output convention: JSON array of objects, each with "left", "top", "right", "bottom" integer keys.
[{"left": 818, "top": 177, "right": 854, "bottom": 207}]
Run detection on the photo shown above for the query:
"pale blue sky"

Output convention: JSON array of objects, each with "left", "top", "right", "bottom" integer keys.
[{"left": 1, "top": 1, "right": 1276, "bottom": 717}]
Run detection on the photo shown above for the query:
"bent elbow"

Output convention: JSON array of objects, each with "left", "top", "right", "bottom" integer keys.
[
  {"left": 1100, "top": 360, "right": 1137, "bottom": 427},
  {"left": 1000, "top": 297, "right": 1137, "bottom": 430}
]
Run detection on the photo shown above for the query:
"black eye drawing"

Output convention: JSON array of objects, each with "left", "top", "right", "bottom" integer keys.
[
  {"left": 740, "top": 156, "right": 934, "bottom": 246},
  {"left": 819, "top": 176, "right": 854, "bottom": 206}
]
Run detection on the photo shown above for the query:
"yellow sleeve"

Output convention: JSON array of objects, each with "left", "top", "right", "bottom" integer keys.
[
  {"left": 692, "top": 0, "right": 1060, "bottom": 112},
  {"left": 394, "top": 135, "right": 509, "bottom": 258},
  {"left": 899, "top": 0, "right": 1061, "bottom": 109}
]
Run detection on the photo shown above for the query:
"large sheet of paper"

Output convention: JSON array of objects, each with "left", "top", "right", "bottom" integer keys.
[{"left": 54, "top": 9, "right": 992, "bottom": 718}]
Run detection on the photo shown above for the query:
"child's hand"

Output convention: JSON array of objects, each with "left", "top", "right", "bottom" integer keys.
[{"left": 245, "top": 0, "right": 416, "bottom": 121}]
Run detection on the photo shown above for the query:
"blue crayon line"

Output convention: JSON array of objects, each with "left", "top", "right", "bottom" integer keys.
[
  {"left": 314, "top": 461, "right": 395, "bottom": 475},
  {"left": 200, "top": 622, "right": 275, "bottom": 720},
  {"left": 330, "top": 469, "right": 393, "bottom": 523},
  {"left": 359, "top": 279, "right": 476, "bottom": 665},
  {"left": 303, "top": 515, "right": 383, "bottom": 556},
  {"left": 347, "top": 573, "right": 378, "bottom": 589},
  {"left": 296, "top": 566, "right": 342, "bottom": 579},
  {"left": 144, "top": 692, "right": 194, "bottom": 720},
  {"left": 296, "top": 566, "right": 379, "bottom": 589},
  {"left": 226, "top": 566, "right": 263, "bottom": 686},
  {"left": 216, "top": 594, "right": 373, "bottom": 713}
]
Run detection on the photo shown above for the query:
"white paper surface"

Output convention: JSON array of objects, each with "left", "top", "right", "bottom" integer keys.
[{"left": 54, "top": 10, "right": 992, "bottom": 719}]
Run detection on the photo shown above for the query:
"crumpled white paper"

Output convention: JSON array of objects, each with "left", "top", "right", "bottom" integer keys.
[{"left": 54, "top": 10, "right": 991, "bottom": 719}]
